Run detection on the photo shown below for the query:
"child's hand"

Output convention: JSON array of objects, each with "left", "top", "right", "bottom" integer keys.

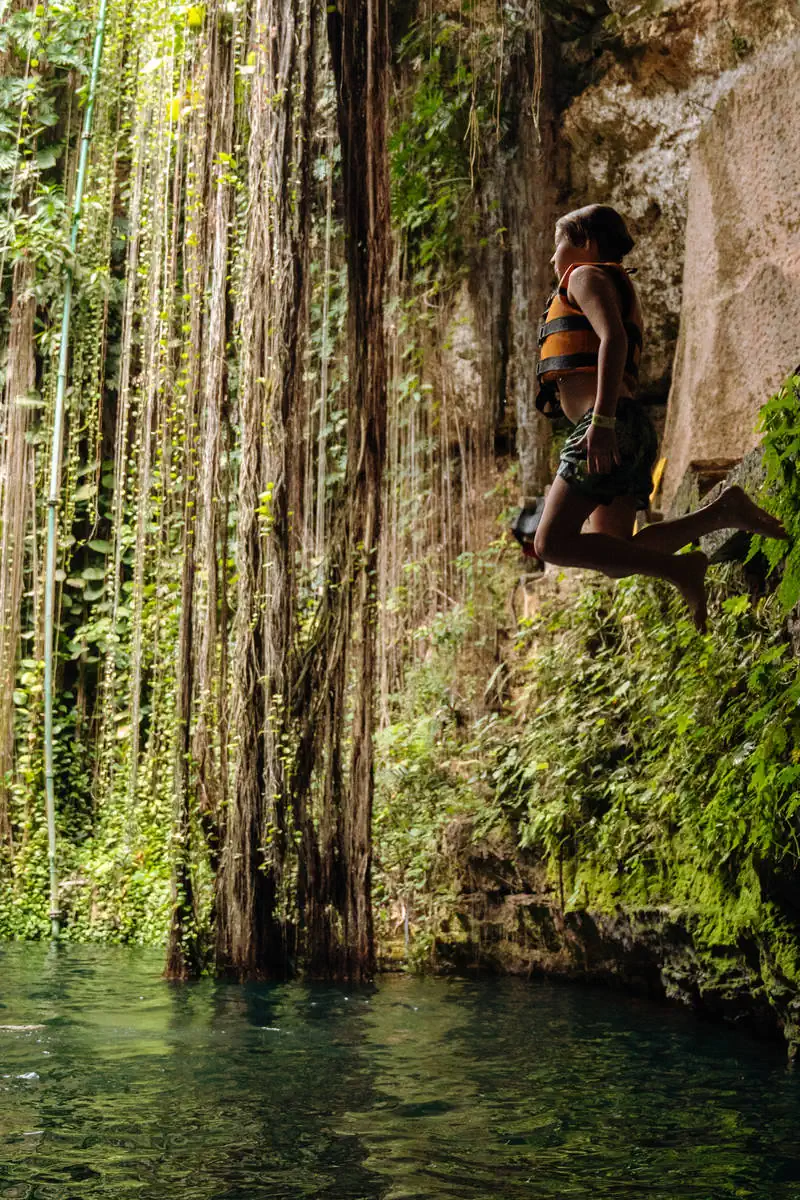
[{"left": 577, "top": 423, "right": 622, "bottom": 476}]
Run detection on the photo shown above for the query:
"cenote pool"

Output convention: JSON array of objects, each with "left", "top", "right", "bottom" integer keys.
[{"left": 1, "top": 945, "right": 799, "bottom": 1199}]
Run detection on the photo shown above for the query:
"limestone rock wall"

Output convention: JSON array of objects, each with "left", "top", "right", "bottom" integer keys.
[
  {"left": 659, "top": 37, "right": 800, "bottom": 510},
  {"left": 430, "top": 814, "right": 800, "bottom": 1056},
  {"left": 402, "top": 0, "right": 800, "bottom": 502},
  {"left": 499, "top": 0, "right": 800, "bottom": 499},
  {"left": 558, "top": 0, "right": 799, "bottom": 407}
]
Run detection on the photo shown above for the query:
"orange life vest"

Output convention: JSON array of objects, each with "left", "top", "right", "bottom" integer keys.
[{"left": 535, "top": 262, "right": 643, "bottom": 416}]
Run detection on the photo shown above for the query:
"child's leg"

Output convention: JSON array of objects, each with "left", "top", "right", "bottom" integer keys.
[
  {"left": 633, "top": 485, "right": 787, "bottom": 555},
  {"left": 589, "top": 485, "right": 787, "bottom": 553},
  {"left": 589, "top": 495, "right": 637, "bottom": 539},
  {"left": 534, "top": 477, "right": 709, "bottom": 630}
]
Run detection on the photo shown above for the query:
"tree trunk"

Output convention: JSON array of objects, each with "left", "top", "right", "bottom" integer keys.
[
  {"left": 298, "top": 0, "right": 390, "bottom": 981},
  {"left": 192, "top": 8, "right": 234, "bottom": 882},
  {"left": 0, "top": 254, "right": 36, "bottom": 850},
  {"left": 215, "top": 0, "right": 316, "bottom": 979}
]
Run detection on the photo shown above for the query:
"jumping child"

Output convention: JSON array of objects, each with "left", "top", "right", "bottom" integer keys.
[{"left": 530, "top": 204, "right": 787, "bottom": 632}]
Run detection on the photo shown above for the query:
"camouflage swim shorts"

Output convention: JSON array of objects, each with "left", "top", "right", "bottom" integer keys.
[{"left": 556, "top": 401, "right": 658, "bottom": 510}]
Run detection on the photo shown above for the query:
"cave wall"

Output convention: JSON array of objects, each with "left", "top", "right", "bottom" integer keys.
[
  {"left": 401, "top": 0, "right": 800, "bottom": 505},
  {"left": 430, "top": 813, "right": 800, "bottom": 1056},
  {"left": 512, "top": 0, "right": 799, "bottom": 500},
  {"left": 659, "top": 36, "right": 800, "bottom": 510},
  {"left": 557, "top": 0, "right": 799, "bottom": 405},
  {"left": 384, "top": 3, "right": 800, "bottom": 1049}
]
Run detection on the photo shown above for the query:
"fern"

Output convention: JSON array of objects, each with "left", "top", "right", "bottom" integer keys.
[{"left": 747, "top": 373, "right": 800, "bottom": 609}]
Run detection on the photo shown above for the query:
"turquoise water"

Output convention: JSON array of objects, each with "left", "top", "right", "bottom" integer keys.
[{"left": 0, "top": 945, "right": 799, "bottom": 1199}]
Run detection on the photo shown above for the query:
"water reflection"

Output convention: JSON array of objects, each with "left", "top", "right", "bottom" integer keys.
[{"left": 0, "top": 946, "right": 799, "bottom": 1199}]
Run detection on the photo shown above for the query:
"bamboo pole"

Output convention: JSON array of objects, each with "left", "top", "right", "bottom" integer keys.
[{"left": 43, "top": 0, "right": 109, "bottom": 940}]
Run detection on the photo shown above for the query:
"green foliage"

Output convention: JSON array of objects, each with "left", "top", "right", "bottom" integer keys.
[
  {"left": 375, "top": 740, "right": 476, "bottom": 965},
  {"left": 374, "top": 690, "right": 474, "bottom": 962},
  {"left": 0, "top": 0, "right": 90, "bottom": 273},
  {"left": 498, "top": 571, "right": 798, "bottom": 897},
  {"left": 376, "top": 378, "right": 800, "bottom": 983},
  {"left": 390, "top": 12, "right": 503, "bottom": 277},
  {"left": 747, "top": 373, "right": 800, "bottom": 611},
  {"left": 374, "top": 538, "right": 514, "bottom": 963},
  {"left": 379, "top": 556, "right": 800, "bottom": 980}
]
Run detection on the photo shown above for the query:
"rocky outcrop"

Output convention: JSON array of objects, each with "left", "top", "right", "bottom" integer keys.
[
  {"left": 659, "top": 36, "right": 800, "bottom": 509},
  {"left": 559, "top": 0, "right": 799, "bottom": 407},
  {"left": 430, "top": 814, "right": 800, "bottom": 1055},
  {"left": 440, "top": 282, "right": 484, "bottom": 428},
  {"left": 406, "top": 1, "right": 800, "bottom": 502},
  {"left": 414, "top": 0, "right": 800, "bottom": 500}
]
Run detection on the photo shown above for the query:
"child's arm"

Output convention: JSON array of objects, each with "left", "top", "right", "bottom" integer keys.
[
  {"left": 566, "top": 265, "right": 628, "bottom": 475},
  {"left": 566, "top": 265, "right": 628, "bottom": 420}
]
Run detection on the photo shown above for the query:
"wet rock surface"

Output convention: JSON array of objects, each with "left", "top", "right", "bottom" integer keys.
[{"left": 432, "top": 815, "right": 800, "bottom": 1055}]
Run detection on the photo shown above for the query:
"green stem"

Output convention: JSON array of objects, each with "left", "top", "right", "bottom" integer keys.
[{"left": 43, "top": 0, "right": 109, "bottom": 941}]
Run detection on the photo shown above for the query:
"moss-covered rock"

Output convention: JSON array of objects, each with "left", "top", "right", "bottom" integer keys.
[
  {"left": 431, "top": 815, "right": 798, "bottom": 1053},
  {"left": 376, "top": 411, "right": 800, "bottom": 1055}
]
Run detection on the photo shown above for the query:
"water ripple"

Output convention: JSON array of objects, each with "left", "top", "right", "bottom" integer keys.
[{"left": 0, "top": 945, "right": 798, "bottom": 1199}]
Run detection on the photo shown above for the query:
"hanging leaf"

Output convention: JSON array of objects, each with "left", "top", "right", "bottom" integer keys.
[
  {"left": 73, "top": 483, "right": 97, "bottom": 502},
  {"left": 36, "top": 144, "right": 62, "bottom": 170},
  {"left": 88, "top": 540, "right": 112, "bottom": 554}
]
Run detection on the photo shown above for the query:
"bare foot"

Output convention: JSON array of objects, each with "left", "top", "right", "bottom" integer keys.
[
  {"left": 712, "top": 484, "right": 788, "bottom": 540},
  {"left": 672, "top": 550, "right": 709, "bottom": 633}
]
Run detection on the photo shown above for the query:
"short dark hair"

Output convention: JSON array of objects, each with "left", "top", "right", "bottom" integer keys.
[{"left": 555, "top": 204, "right": 635, "bottom": 261}]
